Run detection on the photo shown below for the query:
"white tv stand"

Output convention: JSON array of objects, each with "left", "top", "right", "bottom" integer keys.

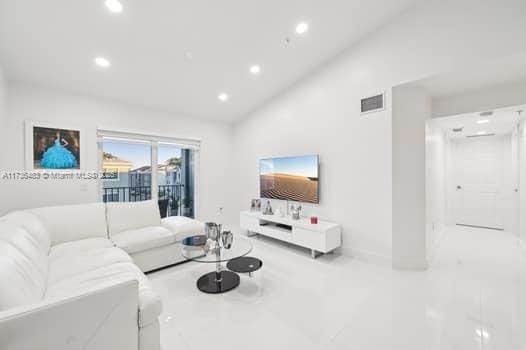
[{"left": 240, "top": 211, "right": 341, "bottom": 258}]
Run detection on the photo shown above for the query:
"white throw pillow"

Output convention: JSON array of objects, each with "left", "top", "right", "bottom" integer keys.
[{"left": 106, "top": 200, "right": 161, "bottom": 235}]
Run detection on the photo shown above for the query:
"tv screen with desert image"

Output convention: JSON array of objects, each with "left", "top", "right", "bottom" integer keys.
[{"left": 260, "top": 155, "right": 319, "bottom": 204}]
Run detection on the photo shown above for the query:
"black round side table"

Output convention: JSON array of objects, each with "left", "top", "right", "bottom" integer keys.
[
  {"left": 181, "top": 235, "right": 253, "bottom": 294},
  {"left": 227, "top": 257, "right": 263, "bottom": 277}
]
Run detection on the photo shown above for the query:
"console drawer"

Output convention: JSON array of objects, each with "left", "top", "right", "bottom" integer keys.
[{"left": 292, "top": 228, "right": 325, "bottom": 251}]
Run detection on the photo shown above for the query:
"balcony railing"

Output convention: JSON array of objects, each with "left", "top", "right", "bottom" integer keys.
[{"left": 102, "top": 184, "right": 187, "bottom": 217}]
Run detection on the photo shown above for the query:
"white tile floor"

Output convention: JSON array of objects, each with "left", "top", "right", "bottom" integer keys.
[{"left": 149, "top": 226, "right": 526, "bottom": 350}]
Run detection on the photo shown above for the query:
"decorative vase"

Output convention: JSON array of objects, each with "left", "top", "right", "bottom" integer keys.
[
  {"left": 222, "top": 231, "right": 233, "bottom": 249},
  {"left": 205, "top": 222, "right": 221, "bottom": 241}
]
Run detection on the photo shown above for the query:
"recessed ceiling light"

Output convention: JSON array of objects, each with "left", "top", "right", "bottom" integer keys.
[
  {"left": 218, "top": 93, "right": 229, "bottom": 102},
  {"left": 477, "top": 119, "right": 490, "bottom": 124},
  {"left": 295, "top": 22, "right": 309, "bottom": 35},
  {"left": 249, "top": 65, "right": 261, "bottom": 75},
  {"left": 477, "top": 131, "right": 487, "bottom": 135},
  {"left": 94, "top": 56, "right": 111, "bottom": 68},
  {"left": 105, "top": 0, "right": 123, "bottom": 13},
  {"left": 475, "top": 328, "right": 489, "bottom": 339}
]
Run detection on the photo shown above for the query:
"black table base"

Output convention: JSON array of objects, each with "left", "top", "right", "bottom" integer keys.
[{"left": 196, "top": 270, "right": 240, "bottom": 294}]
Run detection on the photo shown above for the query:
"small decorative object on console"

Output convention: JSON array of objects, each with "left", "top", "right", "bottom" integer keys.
[
  {"left": 310, "top": 216, "right": 318, "bottom": 224},
  {"left": 262, "top": 200, "right": 273, "bottom": 215},
  {"left": 275, "top": 205, "right": 285, "bottom": 218},
  {"left": 250, "top": 199, "right": 262, "bottom": 211},
  {"left": 290, "top": 204, "right": 302, "bottom": 220}
]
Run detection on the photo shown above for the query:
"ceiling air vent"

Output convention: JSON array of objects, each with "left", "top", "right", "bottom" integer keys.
[
  {"left": 480, "top": 111, "right": 494, "bottom": 117},
  {"left": 361, "top": 93, "right": 384, "bottom": 114},
  {"left": 452, "top": 127, "right": 463, "bottom": 133}
]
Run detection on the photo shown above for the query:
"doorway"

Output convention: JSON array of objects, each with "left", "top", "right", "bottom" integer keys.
[{"left": 429, "top": 105, "right": 524, "bottom": 233}]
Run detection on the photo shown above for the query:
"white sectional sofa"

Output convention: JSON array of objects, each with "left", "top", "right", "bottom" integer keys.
[{"left": 0, "top": 200, "right": 204, "bottom": 350}]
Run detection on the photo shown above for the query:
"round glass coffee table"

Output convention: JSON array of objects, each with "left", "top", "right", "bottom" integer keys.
[{"left": 182, "top": 235, "right": 252, "bottom": 293}]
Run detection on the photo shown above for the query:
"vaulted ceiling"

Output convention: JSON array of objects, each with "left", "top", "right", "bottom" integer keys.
[{"left": 0, "top": 0, "right": 416, "bottom": 121}]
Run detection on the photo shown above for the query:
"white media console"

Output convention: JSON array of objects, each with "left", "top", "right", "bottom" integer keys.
[{"left": 240, "top": 211, "right": 342, "bottom": 258}]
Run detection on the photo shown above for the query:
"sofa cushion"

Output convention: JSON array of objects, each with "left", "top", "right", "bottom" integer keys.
[
  {"left": 1, "top": 211, "right": 51, "bottom": 254},
  {"left": 112, "top": 226, "right": 176, "bottom": 254},
  {"left": 46, "top": 262, "right": 162, "bottom": 327},
  {"left": 106, "top": 200, "right": 161, "bottom": 235},
  {"left": 49, "top": 240, "right": 131, "bottom": 283},
  {"left": 0, "top": 222, "right": 47, "bottom": 310},
  {"left": 30, "top": 203, "right": 108, "bottom": 245},
  {"left": 161, "top": 216, "right": 205, "bottom": 241},
  {"left": 49, "top": 237, "right": 115, "bottom": 260}
]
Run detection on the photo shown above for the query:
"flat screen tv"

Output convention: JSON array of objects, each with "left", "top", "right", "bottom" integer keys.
[{"left": 259, "top": 155, "right": 319, "bottom": 204}]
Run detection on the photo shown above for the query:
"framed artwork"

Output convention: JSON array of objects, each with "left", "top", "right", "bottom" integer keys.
[
  {"left": 250, "top": 199, "right": 261, "bottom": 211},
  {"left": 25, "top": 121, "right": 84, "bottom": 171}
]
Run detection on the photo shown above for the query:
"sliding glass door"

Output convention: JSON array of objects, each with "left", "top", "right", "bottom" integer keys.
[
  {"left": 101, "top": 139, "right": 152, "bottom": 202},
  {"left": 157, "top": 143, "right": 195, "bottom": 218},
  {"left": 99, "top": 134, "right": 197, "bottom": 218}
]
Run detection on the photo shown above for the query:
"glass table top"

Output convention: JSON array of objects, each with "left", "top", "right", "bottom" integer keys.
[{"left": 182, "top": 235, "right": 252, "bottom": 263}]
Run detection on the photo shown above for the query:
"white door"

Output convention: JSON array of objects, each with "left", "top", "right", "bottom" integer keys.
[{"left": 449, "top": 136, "right": 511, "bottom": 230}]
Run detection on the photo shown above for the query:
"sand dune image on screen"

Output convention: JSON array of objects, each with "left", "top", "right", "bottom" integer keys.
[{"left": 260, "top": 173, "right": 319, "bottom": 203}]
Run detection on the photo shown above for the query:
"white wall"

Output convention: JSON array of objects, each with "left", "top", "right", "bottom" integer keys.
[
  {"left": 0, "top": 64, "right": 7, "bottom": 207},
  {"left": 392, "top": 86, "right": 430, "bottom": 269},
  {"left": 0, "top": 83, "right": 235, "bottom": 225},
  {"left": 232, "top": 0, "right": 526, "bottom": 264},
  {"left": 511, "top": 127, "right": 521, "bottom": 236},
  {"left": 425, "top": 120, "right": 447, "bottom": 260},
  {"left": 433, "top": 79, "right": 526, "bottom": 118},
  {"left": 0, "top": 64, "right": 6, "bottom": 164},
  {"left": 519, "top": 121, "right": 526, "bottom": 243}
]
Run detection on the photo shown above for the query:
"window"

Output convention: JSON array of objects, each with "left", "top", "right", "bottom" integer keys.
[{"left": 98, "top": 130, "right": 199, "bottom": 218}]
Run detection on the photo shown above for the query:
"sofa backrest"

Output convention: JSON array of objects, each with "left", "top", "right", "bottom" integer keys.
[
  {"left": 1, "top": 211, "right": 51, "bottom": 254},
  {"left": 0, "top": 222, "right": 48, "bottom": 310},
  {"left": 30, "top": 203, "right": 108, "bottom": 245},
  {"left": 106, "top": 200, "right": 161, "bottom": 235}
]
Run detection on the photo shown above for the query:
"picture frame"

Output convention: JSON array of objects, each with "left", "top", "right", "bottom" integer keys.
[
  {"left": 250, "top": 199, "right": 261, "bottom": 211},
  {"left": 25, "top": 121, "right": 85, "bottom": 171}
]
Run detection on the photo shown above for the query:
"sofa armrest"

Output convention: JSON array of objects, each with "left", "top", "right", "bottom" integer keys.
[
  {"left": 0, "top": 279, "right": 139, "bottom": 350},
  {"left": 161, "top": 216, "right": 205, "bottom": 237}
]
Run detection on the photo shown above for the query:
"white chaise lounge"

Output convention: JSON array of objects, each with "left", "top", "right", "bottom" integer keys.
[{"left": 0, "top": 200, "right": 204, "bottom": 350}]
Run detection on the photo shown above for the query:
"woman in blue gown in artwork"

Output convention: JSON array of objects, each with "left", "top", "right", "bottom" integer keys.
[{"left": 41, "top": 135, "right": 78, "bottom": 169}]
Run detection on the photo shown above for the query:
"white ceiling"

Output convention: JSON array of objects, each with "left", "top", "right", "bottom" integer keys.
[
  {"left": 0, "top": 0, "right": 415, "bottom": 122},
  {"left": 433, "top": 105, "right": 525, "bottom": 139}
]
